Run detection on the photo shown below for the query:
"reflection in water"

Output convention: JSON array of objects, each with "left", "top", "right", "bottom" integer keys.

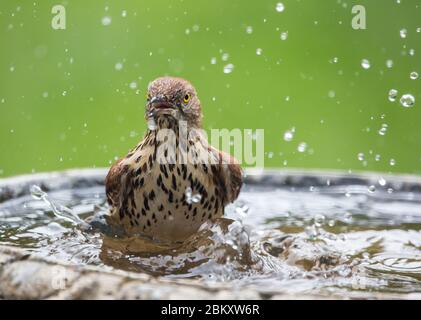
[{"left": 1, "top": 183, "right": 421, "bottom": 298}]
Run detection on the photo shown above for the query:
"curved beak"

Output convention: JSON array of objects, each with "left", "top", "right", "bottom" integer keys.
[{"left": 150, "top": 96, "right": 176, "bottom": 110}]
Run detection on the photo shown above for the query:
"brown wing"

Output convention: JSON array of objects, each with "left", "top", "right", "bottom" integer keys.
[
  {"left": 208, "top": 146, "right": 243, "bottom": 205},
  {"left": 219, "top": 151, "right": 243, "bottom": 203},
  {"left": 105, "top": 158, "right": 126, "bottom": 207}
]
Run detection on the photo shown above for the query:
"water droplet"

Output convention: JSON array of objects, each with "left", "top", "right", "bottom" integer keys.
[
  {"left": 388, "top": 89, "right": 398, "bottom": 102},
  {"left": 378, "top": 124, "right": 388, "bottom": 136},
  {"left": 256, "top": 48, "right": 263, "bottom": 56},
  {"left": 328, "top": 90, "right": 336, "bottom": 98},
  {"left": 115, "top": 62, "right": 123, "bottom": 71},
  {"left": 30, "top": 185, "right": 46, "bottom": 200},
  {"left": 101, "top": 16, "right": 112, "bottom": 26},
  {"left": 344, "top": 212, "right": 352, "bottom": 222},
  {"left": 42, "top": 92, "right": 48, "bottom": 98},
  {"left": 275, "top": 2, "right": 285, "bottom": 12},
  {"left": 297, "top": 142, "right": 307, "bottom": 153},
  {"left": 129, "top": 81, "right": 137, "bottom": 90},
  {"left": 305, "top": 225, "right": 319, "bottom": 239},
  {"left": 280, "top": 32, "right": 288, "bottom": 40},
  {"left": 409, "top": 48, "right": 416, "bottom": 56},
  {"left": 121, "top": 10, "right": 127, "bottom": 17},
  {"left": 223, "top": 63, "right": 234, "bottom": 74},
  {"left": 283, "top": 128, "right": 295, "bottom": 142},
  {"left": 361, "top": 59, "right": 371, "bottom": 69},
  {"left": 378, "top": 178, "right": 386, "bottom": 186},
  {"left": 147, "top": 116, "right": 157, "bottom": 131},
  {"left": 400, "top": 28, "right": 407, "bottom": 39},
  {"left": 185, "top": 187, "right": 202, "bottom": 204},
  {"left": 410, "top": 71, "right": 419, "bottom": 80},
  {"left": 400, "top": 94, "right": 415, "bottom": 108},
  {"left": 368, "top": 185, "right": 376, "bottom": 193},
  {"left": 386, "top": 59, "right": 394, "bottom": 69},
  {"left": 357, "top": 153, "right": 365, "bottom": 161},
  {"left": 314, "top": 214, "right": 325, "bottom": 227},
  {"left": 62, "top": 90, "right": 67, "bottom": 96},
  {"left": 389, "top": 158, "right": 396, "bottom": 166},
  {"left": 235, "top": 204, "right": 249, "bottom": 217},
  {"left": 221, "top": 53, "right": 229, "bottom": 61},
  {"left": 246, "top": 26, "right": 253, "bottom": 34},
  {"left": 210, "top": 57, "right": 217, "bottom": 65}
]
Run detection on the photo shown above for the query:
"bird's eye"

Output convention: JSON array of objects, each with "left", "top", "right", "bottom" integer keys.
[{"left": 183, "top": 93, "right": 191, "bottom": 104}]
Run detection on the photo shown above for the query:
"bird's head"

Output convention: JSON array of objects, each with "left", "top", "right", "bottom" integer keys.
[{"left": 145, "top": 77, "right": 203, "bottom": 129}]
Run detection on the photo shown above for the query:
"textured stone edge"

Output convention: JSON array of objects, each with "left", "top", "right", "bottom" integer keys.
[
  {"left": 2, "top": 245, "right": 421, "bottom": 300},
  {"left": 0, "top": 245, "right": 336, "bottom": 300},
  {"left": 0, "top": 245, "right": 260, "bottom": 300}
]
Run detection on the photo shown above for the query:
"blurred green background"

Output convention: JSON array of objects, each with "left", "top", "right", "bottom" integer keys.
[{"left": 1, "top": 0, "right": 420, "bottom": 177}]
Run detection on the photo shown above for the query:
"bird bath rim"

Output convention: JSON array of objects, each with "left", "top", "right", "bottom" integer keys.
[{"left": 1, "top": 168, "right": 421, "bottom": 203}]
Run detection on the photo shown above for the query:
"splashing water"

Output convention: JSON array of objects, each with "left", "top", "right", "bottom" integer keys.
[
  {"left": 101, "top": 16, "right": 112, "bottom": 26},
  {"left": 361, "top": 59, "right": 371, "bottom": 70},
  {"left": 410, "top": 72, "right": 419, "bottom": 80},
  {"left": 388, "top": 89, "right": 398, "bottom": 102},
  {"left": 280, "top": 32, "right": 288, "bottom": 41},
  {"left": 147, "top": 113, "right": 157, "bottom": 131},
  {"left": 29, "top": 185, "right": 88, "bottom": 227},
  {"left": 297, "top": 142, "right": 307, "bottom": 153},
  {"left": 223, "top": 63, "right": 234, "bottom": 74},
  {"left": 400, "top": 94, "right": 415, "bottom": 108},
  {"left": 400, "top": 28, "right": 407, "bottom": 39},
  {"left": 275, "top": 3, "right": 285, "bottom": 12},
  {"left": 185, "top": 187, "right": 202, "bottom": 204},
  {"left": 2, "top": 172, "right": 421, "bottom": 298},
  {"left": 283, "top": 128, "right": 295, "bottom": 142},
  {"left": 378, "top": 124, "right": 388, "bottom": 136}
]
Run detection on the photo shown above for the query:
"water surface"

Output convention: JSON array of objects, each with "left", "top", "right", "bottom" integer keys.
[{"left": 1, "top": 175, "right": 421, "bottom": 298}]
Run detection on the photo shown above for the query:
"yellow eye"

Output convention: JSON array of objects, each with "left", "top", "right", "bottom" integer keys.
[{"left": 183, "top": 93, "right": 191, "bottom": 104}]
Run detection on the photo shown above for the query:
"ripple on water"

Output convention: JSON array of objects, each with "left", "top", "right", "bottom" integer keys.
[{"left": 1, "top": 182, "right": 421, "bottom": 298}]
